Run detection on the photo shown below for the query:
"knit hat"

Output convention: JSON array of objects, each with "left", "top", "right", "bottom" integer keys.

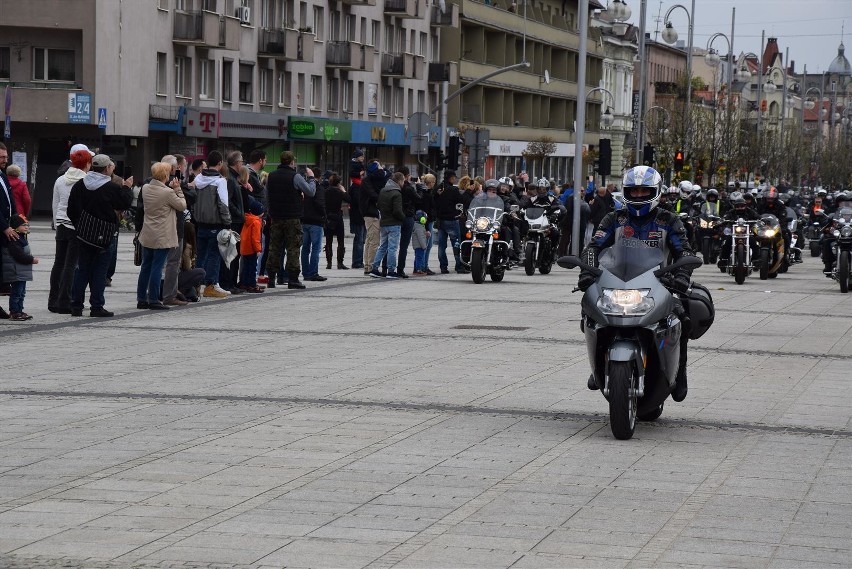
[
  {"left": 352, "top": 149, "right": 364, "bottom": 159},
  {"left": 248, "top": 197, "right": 265, "bottom": 216},
  {"left": 366, "top": 161, "right": 380, "bottom": 174}
]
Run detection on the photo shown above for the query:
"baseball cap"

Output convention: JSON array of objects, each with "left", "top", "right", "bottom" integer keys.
[
  {"left": 91, "top": 154, "right": 112, "bottom": 168},
  {"left": 70, "top": 143, "right": 95, "bottom": 157}
]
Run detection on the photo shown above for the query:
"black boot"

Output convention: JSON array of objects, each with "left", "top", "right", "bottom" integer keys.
[
  {"left": 337, "top": 245, "right": 349, "bottom": 270},
  {"left": 587, "top": 374, "right": 598, "bottom": 390},
  {"left": 288, "top": 271, "right": 306, "bottom": 290},
  {"left": 672, "top": 332, "right": 689, "bottom": 402},
  {"left": 267, "top": 272, "right": 276, "bottom": 288}
]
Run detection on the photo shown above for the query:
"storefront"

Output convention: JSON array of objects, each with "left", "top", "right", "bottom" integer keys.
[{"left": 486, "top": 140, "right": 583, "bottom": 185}]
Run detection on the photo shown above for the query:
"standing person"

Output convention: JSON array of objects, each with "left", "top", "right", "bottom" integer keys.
[
  {"left": 157, "top": 155, "right": 192, "bottom": 306},
  {"left": 300, "top": 169, "right": 327, "bottom": 282},
  {"left": 411, "top": 209, "right": 430, "bottom": 275},
  {"left": 589, "top": 183, "right": 614, "bottom": 231},
  {"left": 369, "top": 172, "right": 406, "bottom": 279},
  {"left": 395, "top": 166, "right": 420, "bottom": 279},
  {"left": 246, "top": 150, "right": 270, "bottom": 282},
  {"left": 324, "top": 173, "right": 350, "bottom": 270},
  {"left": 420, "top": 174, "right": 437, "bottom": 275},
  {"left": 220, "top": 151, "right": 245, "bottom": 294},
  {"left": 48, "top": 147, "right": 91, "bottom": 314},
  {"left": 238, "top": 199, "right": 265, "bottom": 293},
  {"left": 359, "top": 159, "right": 386, "bottom": 275},
  {"left": 348, "top": 150, "right": 366, "bottom": 269},
  {"left": 191, "top": 151, "right": 232, "bottom": 298},
  {"left": 135, "top": 162, "right": 186, "bottom": 311},
  {"left": 0, "top": 142, "right": 15, "bottom": 311},
  {"left": 188, "top": 158, "right": 205, "bottom": 184},
  {"left": 265, "top": 151, "right": 316, "bottom": 289},
  {"left": 6, "top": 165, "right": 30, "bottom": 217},
  {"left": 2, "top": 214, "right": 38, "bottom": 320},
  {"left": 434, "top": 170, "right": 463, "bottom": 274},
  {"left": 66, "top": 154, "right": 133, "bottom": 317}
]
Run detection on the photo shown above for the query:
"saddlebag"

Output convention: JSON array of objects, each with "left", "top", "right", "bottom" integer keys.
[{"left": 686, "top": 282, "right": 715, "bottom": 340}]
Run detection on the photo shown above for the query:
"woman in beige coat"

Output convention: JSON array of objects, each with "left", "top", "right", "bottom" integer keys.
[{"left": 136, "top": 162, "right": 186, "bottom": 310}]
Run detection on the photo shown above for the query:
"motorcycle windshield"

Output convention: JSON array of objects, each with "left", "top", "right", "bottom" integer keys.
[
  {"left": 760, "top": 214, "right": 779, "bottom": 227},
  {"left": 837, "top": 208, "right": 852, "bottom": 224},
  {"left": 468, "top": 206, "right": 503, "bottom": 222},
  {"left": 598, "top": 241, "right": 665, "bottom": 282},
  {"left": 525, "top": 207, "right": 546, "bottom": 220}
]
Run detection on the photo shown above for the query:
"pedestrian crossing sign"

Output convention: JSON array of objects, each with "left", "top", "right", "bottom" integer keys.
[{"left": 97, "top": 107, "right": 107, "bottom": 129}]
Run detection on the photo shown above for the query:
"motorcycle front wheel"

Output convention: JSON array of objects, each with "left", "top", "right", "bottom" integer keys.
[
  {"left": 539, "top": 242, "right": 553, "bottom": 274},
  {"left": 489, "top": 266, "right": 505, "bottom": 282},
  {"left": 759, "top": 248, "right": 770, "bottom": 280},
  {"left": 839, "top": 250, "right": 850, "bottom": 293},
  {"left": 608, "top": 361, "right": 637, "bottom": 440},
  {"left": 471, "top": 249, "right": 487, "bottom": 284},
  {"left": 810, "top": 240, "right": 821, "bottom": 257},
  {"left": 524, "top": 242, "right": 536, "bottom": 276},
  {"left": 734, "top": 244, "right": 747, "bottom": 285}
]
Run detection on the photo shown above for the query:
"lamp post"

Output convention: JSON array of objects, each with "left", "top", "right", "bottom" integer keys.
[
  {"left": 571, "top": 86, "right": 616, "bottom": 255},
  {"left": 705, "top": 28, "right": 734, "bottom": 186},
  {"left": 735, "top": 46, "right": 774, "bottom": 184},
  {"left": 660, "top": 1, "right": 695, "bottom": 158}
]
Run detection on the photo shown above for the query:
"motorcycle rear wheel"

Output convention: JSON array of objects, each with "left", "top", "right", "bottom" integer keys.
[
  {"left": 759, "top": 249, "right": 770, "bottom": 280},
  {"left": 638, "top": 402, "right": 664, "bottom": 422},
  {"left": 608, "top": 361, "right": 637, "bottom": 440},
  {"left": 839, "top": 251, "right": 850, "bottom": 293},
  {"left": 471, "top": 249, "right": 487, "bottom": 284},
  {"left": 524, "top": 242, "right": 536, "bottom": 276},
  {"left": 810, "top": 241, "right": 821, "bottom": 257},
  {"left": 539, "top": 243, "right": 553, "bottom": 275},
  {"left": 734, "top": 244, "right": 747, "bottom": 285}
]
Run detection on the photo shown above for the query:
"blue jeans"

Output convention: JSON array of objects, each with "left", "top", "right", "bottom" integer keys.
[
  {"left": 136, "top": 247, "right": 170, "bottom": 304},
  {"left": 373, "top": 225, "right": 401, "bottom": 272},
  {"left": 397, "top": 216, "right": 415, "bottom": 272},
  {"left": 196, "top": 227, "right": 221, "bottom": 285},
  {"left": 414, "top": 248, "right": 426, "bottom": 271},
  {"left": 351, "top": 221, "right": 366, "bottom": 267},
  {"left": 424, "top": 221, "right": 434, "bottom": 270},
  {"left": 71, "top": 242, "right": 114, "bottom": 310},
  {"left": 437, "top": 220, "right": 461, "bottom": 271},
  {"left": 301, "top": 224, "right": 324, "bottom": 277},
  {"left": 9, "top": 281, "right": 26, "bottom": 313},
  {"left": 241, "top": 253, "right": 258, "bottom": 287}
]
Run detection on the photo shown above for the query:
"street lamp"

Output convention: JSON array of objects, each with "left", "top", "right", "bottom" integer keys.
[
  {"left": 706, "top": 31, "right": 735, "bottom": 186},
  {"left": 660, "top": 1, "right": 695, "bottom": 157},
  {"left": 609, "top": 0, "right": 631, "bottom": 35},
  {"left": 587, "top": 86, "right": 616, "bottom": 129}
]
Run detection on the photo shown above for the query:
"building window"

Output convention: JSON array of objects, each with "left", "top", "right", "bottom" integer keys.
[
  {"left": 382, "top": 84, "right": 391, "bottom": 117},
  {"left": 259, "top": 0, "right": 271, "bottom": 28},
  {"left": 175, "top": 0, "right": 186, "bottom": 10},
  {"left": 310, "top": 75, "right": 322, "bottom": 109},
  {"left": 199, "top": 59, "right": 215, "bottom": 99},
  {"left": 156, "top": 52, "right": 167, "bottom": 94},
  {"left": 395, "top": 85, "right": 404, "bottom": 117},
  {"left": 297, "top": 73, "right": 305, "bottom": 109},
  {"left": 238, "top": 63, "right": 253, "bottom": 103},
  {"left": 358, "top": 81, "right": 365, "bottom": 116},
  {"left": 174, "top": 55, "right": 190, "bottom": 97},
  {"left": 419, "top": 32, "right": 426, "bottom": 56},
  {"left": 312, "top": 6, "right": 324, "bottom": 40},
  {"left": 0, "top": 48, "right": 10, "bottom": 80},
  {"left": 202, "top": 0, "right": 217, "bottom": 11},
  {"left": 33, "top": 47, "right": 75, "bottom": 82},
  {"left": 278, "top": 71, "right": 291, "bottom": 107},
  {"left": 343, "top": 80, "right": 353, "bottom": 113},
  {"left": 259, "top": 68, "right": 272, "bottom": 103},
  {"left": 327, "top": 77, "right": 339, "bottom": 112},
  {"left": 222, "top": 60, "right": 233, "bottom": 102},
  {"left": 371, "top": 19, "right": 380, "bottom": 47}
]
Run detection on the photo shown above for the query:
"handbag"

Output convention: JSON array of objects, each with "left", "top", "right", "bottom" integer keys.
[
  {"left": 133, "top": 233, "right": 143, "bottom": 266},
  {"left": 76, "top": 209, "right": 118, "bottom": 250}
]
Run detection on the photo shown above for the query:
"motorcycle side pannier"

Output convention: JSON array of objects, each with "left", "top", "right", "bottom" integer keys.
[{"left": 686, "top": 282, "right": 715, "bottom": 340}]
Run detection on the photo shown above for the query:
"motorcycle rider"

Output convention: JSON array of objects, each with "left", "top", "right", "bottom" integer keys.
[
  {"left": 821, "top": 191, "right": 852, "bottom": 276},
  {"left": 578, "top": 165, "right": 696, "bottom": 402},
  {"left": 522, "top": 177, "right": 566, "bottom": 253},
  {"left": 717, "top": 191, "right": 759, "bottom": 269},
  {"left": 699, "top": 189, "right": 722, "bottom": 217},
  {"left": 497, "top": 177, "right": 522, "bottom": 263},
  {"left": 757, "top": 186, "right": 789, "bottom": 260}
]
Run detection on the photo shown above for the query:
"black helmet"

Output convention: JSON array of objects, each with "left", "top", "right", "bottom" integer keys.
[{"left": 706, "top": 189, "right": 719, "bottom": 201}]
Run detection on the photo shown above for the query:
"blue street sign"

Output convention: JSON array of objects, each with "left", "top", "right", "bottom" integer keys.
[
  {"left": 97, "top": 107, "right": 107, "bottom": 129},
  {"left": 68, "top": 93, "right": 92, "bottom": 124},
  {"left": 4, "top": 115, "right": 10, "bottom": 139}
]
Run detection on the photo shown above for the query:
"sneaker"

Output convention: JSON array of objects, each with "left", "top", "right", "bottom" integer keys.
[
  {"left": 90, "top": 307, "right": 114, "bottom": 317},
  {"left": 337, "top": 263, "right": 350, "bottom": 270},
  {"left": 412, "top": 271, "right": 426, "bottom": 276},
  {"left": 164, "top": 298, "right": 189, "bottom": 306},
  {"left": 213, "top": 284, "right": 231, "bottom": 296},
  {"left": 369, "top": 270, "right": 383, "bottom": 278},
  {"left": 137, "top": 301, "right": 150, "bottom": 309},
  {"left": 287, "top": 280, "right": 306, "bottom": 290},
  {"left": 386, "top": 271, "right": 400, "bottom": 279},
  {"left": 229, "top": 287, "right": 244, "bottom": 295},
  {"left": 148, "top": 303, "right": 170, "bottom": 311},
  {"left": 203, "top": 285, "right": 228, "bottom": 298},
  {"left": 305, "top": 274, "right": 328, "bottom": 282},
  {"left": 70, "top": 308, "right": 83, "bottom": 317},
  {"left": 396, "top": 270, "right": 409, "bottom": 279},
  {"left": 440, "top": 267, "right": 450, "bottom": 274},
  {"left": 242, "top": 285, "right": 264, "bottom": 293}
]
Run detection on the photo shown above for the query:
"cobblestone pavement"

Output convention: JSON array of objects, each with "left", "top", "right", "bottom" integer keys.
[{"left": 0, "top": 223, "right": 850, "bottom": 568}]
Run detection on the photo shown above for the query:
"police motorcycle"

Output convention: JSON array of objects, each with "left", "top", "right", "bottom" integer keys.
[
  {"left": 460, "top": 206, "right": 512, "bottom": 284},
  {"left": 827, "top": 208, "right": 852, "bottom": 293},
  {"left": 558, "top": 242, "right": 709, "bottom": 440},
  {"left": 755, "top": 213, "right": 785, "bottom": 280},
  {"left": 522, "top": 205, "right": 559, "bottom": 275}
]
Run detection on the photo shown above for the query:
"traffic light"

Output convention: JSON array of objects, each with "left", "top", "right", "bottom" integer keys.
[
  {"left": 643, "top": 143, "right": 655, "bottom": 166},
  {"left": 674, "top": 150, "right": 684, "bottom": 172},
  {"left": 437, "top": 152, "right": 447, "bottom": 170},
  {"left": 447, "top": 136, "right": 461, "bottom": 171},
  {"left": 598, "top": 138, "right": 612, "bottom": 176}
]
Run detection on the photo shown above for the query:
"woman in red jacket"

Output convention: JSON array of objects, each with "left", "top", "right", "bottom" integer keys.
[{"left": 5, "top": 165, "right": 30, "bottom": 217}]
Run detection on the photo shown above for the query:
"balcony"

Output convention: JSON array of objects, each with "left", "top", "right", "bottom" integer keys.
[
  {"left": 258, "top": 27, "right": 300, "bottom": 60},
  {"left": 173, "top": 10, "right": 239, "bottom": 50},
  {"left": 381, "top": 53, "right": 415, "bottom": 77},
  {"left": 428, "top": 61, "right": 459, "bottom": 85},
  {"left": 297, "top": 31, "right": 316, "bottom": 63},
  {"left": 384, "top": 0, "right": 424, "bottom": 19},
  {"left": 326, "top": 41, "right": 374, "bottom": 72},
  {"left": 340, "top": 0, "right": 376, "bottom": 4},
  {"left": 430, "top": 3, "right": 459, "bottom": 27}
]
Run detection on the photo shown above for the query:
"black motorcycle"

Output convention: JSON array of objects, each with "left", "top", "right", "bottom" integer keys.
[
  {"left": 828, "top": 208, "right": 852, "bottom": 293},
  {"left": 697, "top": 213, "right": 722, "bottom": 265},
  {"left": 754, "top": 214, "right": 784, "bottom": 280},
  {"left": 460, "top": 206, "right": 511, "bottom": 284},
  {"left": 522, "top": 206, "right": 559, "bottom": 276}
]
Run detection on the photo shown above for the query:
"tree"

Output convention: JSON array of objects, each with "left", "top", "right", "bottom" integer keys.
[{"left": 522, "top": 136, "right": 556, "bottom": 178}]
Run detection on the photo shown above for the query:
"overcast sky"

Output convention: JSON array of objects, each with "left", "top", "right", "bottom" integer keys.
[{"left": 619, "top": 0, "right": 852, "bottom": 74}]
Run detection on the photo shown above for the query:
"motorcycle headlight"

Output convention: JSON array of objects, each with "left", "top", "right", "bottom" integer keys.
[
  {"left": 699, "top": 219, "right": 709, "bottom": 228},
  {"left": 597, "top": 288, "right": 654, "bottom": 316},
  {"left": 723, "top": 227, "right": 732, "bottom": 236},
  {"left": 841, "top": 226, "right": 852, "bottom": 238},
  {"left": 475, "top": 217, "right": 490, "bottom": 231},
  {"left": 761, "top": 228, "right": 778, "bottom": 238},
  {"left": 833, "top": 230, "right": 841, "bottom": 237},
  {"left": 734, "top": 225, "right": 747, "bottom": 235}
]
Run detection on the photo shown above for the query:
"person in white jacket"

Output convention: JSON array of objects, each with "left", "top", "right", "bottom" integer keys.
[{"left": 48, "top": 144, "right": 93, "bottom": 314}]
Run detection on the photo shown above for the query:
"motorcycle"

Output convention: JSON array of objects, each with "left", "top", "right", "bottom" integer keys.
[
  {"left": 781, "top": 206, "right": 803, "bottom": 272},
  {"left": 721, "top": 218, "right": 759, "bottom": 284},
  {"left": 523, "top": 206, "right": 559, "bottom": 276},
  {"left": 558, "top": 242, "right": 708, "bottom": 440},
  {"left": 828, "top": 208, "right": 852, "bottom": 293},
  {"left": 755, "top": 213, "right": 784, "bottom": 280},
  {"left": 803, "top": 210, "right": 825, "bottom": 257},
  {"left": 460, "top": 206, "right": 511, "bottom": 284},
  {"left": 697, "top": 213, "right": 722, "bottom": 265}
]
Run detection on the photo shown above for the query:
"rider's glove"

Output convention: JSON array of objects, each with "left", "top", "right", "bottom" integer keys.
[
  {"left": 671, "top": 274, "right": 692, "bottom": 294},
  {"left": 578, "top": 271, "right": 596, "bottom": 292}
]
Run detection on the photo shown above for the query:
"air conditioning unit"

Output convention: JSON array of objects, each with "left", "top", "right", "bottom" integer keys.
[{"left": 236, "top": 6, "right": 251, "bottom": 24}]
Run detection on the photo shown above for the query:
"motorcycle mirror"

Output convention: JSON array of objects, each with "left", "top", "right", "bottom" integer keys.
[{"left": 653, "top": 255, "right": 703, "bottom": 278}]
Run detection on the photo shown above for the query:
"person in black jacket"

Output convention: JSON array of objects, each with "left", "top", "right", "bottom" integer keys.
[
  {"left": 301, "top": 172, "right": 327, "bottom": 281},
  {"left": 434, "top": 171, "right": 463, "bottom": 273},
  {"left": 0, "top": 142, "right": 17, "bottom": 318},
  {"left": 67, "top": 154, "right": 133, "bottom": 317},
  {"left": 264, "top": 151, "right": 316, "bottom": 289},
  {"left": 348, "top": 150, "right": 366, "bottom": 269},
  {"left": 324, "top": 173, "right": 350, "bottom": 270},
  {"left": 395, "top": 166, "right": 421, "bottom": 279}
]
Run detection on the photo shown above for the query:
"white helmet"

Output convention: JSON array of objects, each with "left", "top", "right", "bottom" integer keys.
[
  {"left": 536, "top": 177, "right": 549, "bottom": 188},
  {"left": 678, "top": 180, "right": 693, "bottom": 198},
  {"left": 691, "top": 184, "right": 702, "bottom": 196},
  {"left": 498, "top": 176, "right": 514, "bottom": 188},
  {"left": 622, "top": 165, "right": 663, "bottom": 217}
]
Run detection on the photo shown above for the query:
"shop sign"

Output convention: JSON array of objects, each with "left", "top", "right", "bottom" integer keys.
[{"left": 287, "top": 117, "right": 352, "bottom": 141}]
